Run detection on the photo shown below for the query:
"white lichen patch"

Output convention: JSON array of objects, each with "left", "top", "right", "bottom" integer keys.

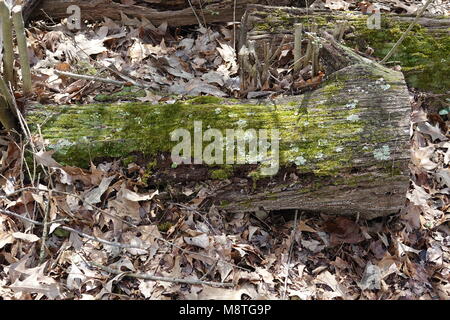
[
  {"left": 373, "top": 145, "right": 391, "bottom": 160},
  {"left": 294, "top": 155, "right": 307, "bottom": 166},
  {"left": 375, "top": 77, "right": 391, "bottom": 91},
  {"left": 345, "top": 100, "right": 358, "bottom": 109},
  {"left": 215, "top": 108, "right": 222, "bottom": 114},
  {"left": 335, "top": 146, "right": 343, "bottom": 152},
  {"left": 236, "top": 119, "right": 247, "bottom": 127},
  {"left": 315, "top": 152, "right": 324, "bottom": 159},
  {"left": 51, "top": 138, "right": 75, "bottom": 151},
  {"left": 243, "top": 130, "right": 256, "bottom": 140},
  {"left": 346, "top": 114, "right": 360, "bottom": 122},
  {"left": 246, "top": 153, "right": 264, "bottom": 163}
]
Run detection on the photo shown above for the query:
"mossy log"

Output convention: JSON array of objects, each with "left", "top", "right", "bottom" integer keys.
[
  {"left": 28, "top": 32, "right": 410, "bottom": 219},
  {"left": 242, "top": 5, "right": 450, "bottom": 93}
]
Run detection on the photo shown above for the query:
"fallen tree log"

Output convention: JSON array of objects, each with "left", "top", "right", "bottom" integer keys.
[
  {"left": 26, "top": 0, "right": 296, "bottom": 27},
  {"left": 27, "top": 29, "right": 411, "bottom": 219},
  {"left": 241, "top": 5, "right": 450, "bottom": 93}
]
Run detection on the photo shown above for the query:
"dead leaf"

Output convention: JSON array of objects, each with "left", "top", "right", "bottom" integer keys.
[
  {"left": 184, "top": 233, "right": 210, "bottom": 249},
  {"left": 12, "top": 232, "right": 40, "bottom": 243},
  {"left": 34, "top": 150, "right": 61, "bottom": 168},
  {"left": 358, "top": 262, "right": 381, "bottom": 291}
]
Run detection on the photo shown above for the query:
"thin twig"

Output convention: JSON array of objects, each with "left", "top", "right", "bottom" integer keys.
[
  {"left": 199, "top": 259, "right": 219, "bottom": 281},
  {"left": 0, "top": 207, "right": 69, "bottom": 224},
  {"left": 197, "top": 0, "right": 208, "bottom": 30},
  {"left": 282, "top": 210, "right": 299, "bottom": 300},
  {"left": 233, "top": 0, "right": 237, "bottom": 51},
  {"left": 39, "top": 189, "right": 51, "bottom": 264},
  {"left": 0, "top": 208, "right": 45, "bottom": 225},
  {"left": 294, "top": 23, "right": 303, "bottom": 73},
  {"left": 172, "top": 202, "right": 218, "bottom": 235},
  {"left": 54, "top": 70, "right": 128, "bottom": 86},
  {"left": 88, "top": 260, "right": 234, "bottom": 288},
  {"left": 380, "top": 0, "right": 434, "bottom": 64},
  {"left": 186, "top": 0, "right": 203, "bottom": 28}
]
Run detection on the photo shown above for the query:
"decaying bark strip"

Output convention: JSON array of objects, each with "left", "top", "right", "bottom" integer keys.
[{"left": 26, "top": 0, "right": 279, "bottom": 26}]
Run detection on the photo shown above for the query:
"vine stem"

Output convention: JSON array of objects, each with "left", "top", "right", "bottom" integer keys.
[{"left": 380, "top": 0, "right": 435, "bottom": 64}]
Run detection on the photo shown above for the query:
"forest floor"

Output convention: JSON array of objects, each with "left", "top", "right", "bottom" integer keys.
[{"left": 0, "top": 0, "right": 449, "bottom": 300}]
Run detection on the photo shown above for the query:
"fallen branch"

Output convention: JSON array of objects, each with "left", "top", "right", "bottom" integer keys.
[
  {"left": 88, "top": 260, "right": 234, "bottom": 288},
  {"left": 282, "top": 210, "right": 299, "bottom": 300},
  {"left": 54, "top": 70, "right": 128, "bottom": 87},
  {"left": 293, "top": 23, "right": 303, "bottom": 73},
  {"left": 39, "top": 189, "right": 52, "bottom": 264}
]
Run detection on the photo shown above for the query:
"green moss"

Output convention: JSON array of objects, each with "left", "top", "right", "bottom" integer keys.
[
  {"left": 321, "top": 80, "right": 346, "bottom": 98},
  {"left": 157, "top": 222, "right": 173, "bottom": 232},
  {"left": 211, "top": 166, "right": 233, "bottom": 180},
  {"left": 94, "top": 86, "right": 146, "bottom": 102},
  {"left": 248, "top": 170, "right": 263, "bottom": 190},
  {"left": 351, "top": 18, "right": 450, "bottom": 93},
  {"left": 30, "top": 95, "right": 368, "bottom": 174},
  {"left": 75, "top": 61, "right": 99, "bottom": 76},
  {"left": 141, "top": 160, "right": 157, "bottom": 184},
  {"left": 53, "top": 228, "right": 71, "bottom": 238},
  {"left": 122, "top": 155, "right": 137, "bottom": 166},
  {"left": 186, "top": 96, "right": 223, "bottom": 104},
  {"left": 219, "top": 200, "right": 230, "bottom": 207}
]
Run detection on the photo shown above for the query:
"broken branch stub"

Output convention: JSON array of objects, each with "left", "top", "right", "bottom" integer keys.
[{"left": 12, "top": 5, "right": 32, "bottom": 96}]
